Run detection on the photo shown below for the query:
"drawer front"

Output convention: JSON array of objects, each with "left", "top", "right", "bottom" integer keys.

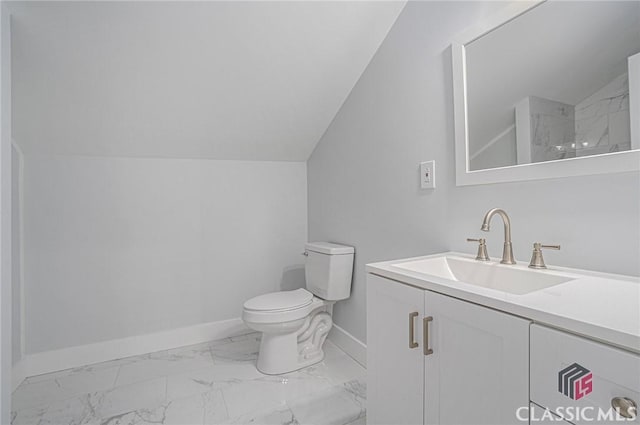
[{"left": 531, "top": 324, "right": 640, "bottom": 425}]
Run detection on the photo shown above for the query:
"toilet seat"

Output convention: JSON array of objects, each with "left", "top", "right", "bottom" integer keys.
[
  {"left": 243, "top": 288, "right": 314, "bottom": 312},
  {"left": 242, "top": 289, "right": 328, "bottom": 325}
]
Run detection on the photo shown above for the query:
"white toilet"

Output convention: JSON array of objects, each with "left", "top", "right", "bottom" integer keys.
[{"left": 242, "top": 242, "right": 354, "bottom": 375}]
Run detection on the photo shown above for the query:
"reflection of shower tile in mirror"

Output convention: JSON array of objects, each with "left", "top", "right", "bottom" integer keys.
[
  {"left": 609, "top": 92, "right": 630, "bottom": 114},
  {"left": 575, "top": 73, "right": 629, "bottom": 157},
  {"left": 576, "top": 73, "right": 629, "bottom": 116},
  {"left": 574, "top": 141, "right": 631, "bottom": 157},
  {"left": 528, "top": 96, "right": 575, "bottom": 163},
  {"left": 578, "top": 75, "right": 628, "bottom": 114},
  {"left": 575, "top": 114, "right": 608, "bottom": 151},
  {"left": 609, "top": 110, "right": 631, "bottom": 146}
]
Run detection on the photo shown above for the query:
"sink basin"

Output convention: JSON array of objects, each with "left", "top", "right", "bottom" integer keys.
[{"left": 393, "top": 255, "right": 575, "bottom": 295}]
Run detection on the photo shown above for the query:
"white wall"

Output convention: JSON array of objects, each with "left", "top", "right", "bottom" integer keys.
[
  {"left": 11, "top": 145, "right": 20, "bottom": 365},
  {"left": 307, "top": 1, "right": 640, "bottom": 344},
  {"left": 0, "top": 3, "right": 10, "bottom": 423},
  {"left": 24, "top": 155, "right": 307, "bottom": 354}
]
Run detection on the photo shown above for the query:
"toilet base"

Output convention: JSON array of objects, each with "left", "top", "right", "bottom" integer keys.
[{"left": 255, "top": 306, "right": 333, "bottom": 375}]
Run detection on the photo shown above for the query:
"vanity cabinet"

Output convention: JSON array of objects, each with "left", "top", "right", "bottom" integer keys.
[
  {"left": 530, "top": 324, "right": 640, "bottom": 425},
  {"left": 367, "top": 274, "right": 530, "bottom": 425}
]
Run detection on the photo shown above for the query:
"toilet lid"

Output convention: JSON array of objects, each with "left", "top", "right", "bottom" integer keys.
[{"left": 244, "top": 288, "right": 314, "bottom": 312}]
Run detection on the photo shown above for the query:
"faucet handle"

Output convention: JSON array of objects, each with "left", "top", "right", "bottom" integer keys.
[
  {"left": 536, "top": 243, "right": 560, "bottom": 250},
  {"left": 467, "top": 238, "right": 489, "bottom": 261},
  {"left": 529, "top": 242, "right": 560, "bottom": 269}
]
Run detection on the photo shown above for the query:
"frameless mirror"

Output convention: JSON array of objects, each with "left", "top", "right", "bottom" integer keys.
[{"left": 452, "top": 1, "right": 640, "bottom": 186}]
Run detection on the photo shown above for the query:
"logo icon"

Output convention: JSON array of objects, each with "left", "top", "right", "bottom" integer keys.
[{"left": 558, "top": 363, "right": 593, "bottom": 400}]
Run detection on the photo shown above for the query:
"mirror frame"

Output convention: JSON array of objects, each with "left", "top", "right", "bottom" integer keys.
[{"left": 452, "top": 1, "right": 640, "bottom": 186}]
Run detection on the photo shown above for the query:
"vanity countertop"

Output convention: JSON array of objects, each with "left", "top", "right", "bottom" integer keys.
[{"left": 366, "top": 252, "right": 640, "bottom": 354}]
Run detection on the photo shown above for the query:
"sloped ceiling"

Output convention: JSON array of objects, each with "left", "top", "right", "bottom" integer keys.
[{"left": 10, "top": 1, "right": 405, "bottom": 160}]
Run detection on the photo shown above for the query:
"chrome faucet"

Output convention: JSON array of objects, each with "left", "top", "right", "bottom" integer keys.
[{"left": 480, "top": 208, "right": 516, "bottom": 264}]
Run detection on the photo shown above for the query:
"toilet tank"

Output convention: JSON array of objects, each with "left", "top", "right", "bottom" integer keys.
[{"left": 304, "top": 242, "right": 355, "bottom": 301}]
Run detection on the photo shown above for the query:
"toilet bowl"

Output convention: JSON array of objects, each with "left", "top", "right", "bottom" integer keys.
[
  {"left": 243, "top": 289, "right": 334, "bottom": 374},
  {"left": 242, "top": 242, "right": 354, "bottom": 375}
]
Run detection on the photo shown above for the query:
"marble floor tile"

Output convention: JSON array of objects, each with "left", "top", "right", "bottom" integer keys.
[
  {"left": 344, "top": 416, "right": 366, "bottom": 425},
  {"left": 98, "top": 405, "right": 169, "bottom": 425},
  {"left": 90, "top": 377, "right": 168, "bottom": 419},
  {"left": 220, "top": 352, "right": 359, "bottom": 419},
  {"left": 23, "top": 369, "right": 75, "bottom": 386},
  {"left": 56, "top": 366, "right": 120, "bottom": 394},
  {"left": 12, "top": 333, "right": 367, "bottom": 425},
  {"left": 292, "top": 354, "right": 365, "bottom": 387},
  {"left": 219, "top": 378, "right": 297, "bottom": 419},
  {"left": 12, "top": 379, "right": 67, "bottom": 411},
  {"left": 115, "top": 344, "right": 215, "bottom": 387},
  {"left": 166, "top": 363, "right": 264, "bottom": 400},
  {"left": 36, "top": 395, "right": 101, "bottom": 425},
  {"left": 320, "top": 341, "right": 347, "bottom": 361},
  {"left": 209, "top": 335, "right": 261, "bottom": 364},
  {"left": 10, "top": 406, "right": 47, "bottom": 425},
  {"left": 222, "top": 406, "right": 299, "bottom": 425},
  {"left": 27, "top": 377, "right": 168, "bottom": 425},
  {"left": 227, "top": 331, "right": 263, "bottom": 343},
  {"left": 288, "top": 379, "right": 366, "bottom": 425},
  {"left": 98, "top": 389, "right": 228, "bottom": 425},
  {"left": 12, "top": 365, "right": 121, "bottom": 412},
  {"left": 24, "top": 355, "right": 143, "bottom": 387}
]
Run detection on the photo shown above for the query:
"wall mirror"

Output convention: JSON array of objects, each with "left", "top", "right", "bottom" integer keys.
[{"left": 452, "top": 1, "right": 640, "bottom": 186}]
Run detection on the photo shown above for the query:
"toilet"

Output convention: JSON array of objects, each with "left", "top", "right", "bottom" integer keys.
[{"left": 242, "top": 242, "right": 354, "bottom": 375}]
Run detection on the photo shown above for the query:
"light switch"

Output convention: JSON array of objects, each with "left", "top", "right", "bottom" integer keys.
[{"left": 420, "top": 160, "right": 436, "bottom": 189}]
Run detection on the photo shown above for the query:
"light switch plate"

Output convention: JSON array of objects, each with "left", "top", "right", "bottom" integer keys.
[{"left": 420, "top": 160, "right": 436, "bottom": 189}]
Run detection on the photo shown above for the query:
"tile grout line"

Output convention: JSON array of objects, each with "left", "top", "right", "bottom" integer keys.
[
  {"left": 199, "top": 392, "right": 206, "bottom": 425},
  {"left": 219, "top": 388, "right": 231, "bottom": 422},
  {"left": 112, "top": 365, "right": 122, "bottom": 389}
]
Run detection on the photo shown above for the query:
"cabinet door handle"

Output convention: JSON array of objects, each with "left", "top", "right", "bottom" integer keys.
[
  {"left": 409, "top": 312, "right": 419, "bottom": 349},
  {"left": 423, "top": 316, "right": 433, "bottom": 356}
]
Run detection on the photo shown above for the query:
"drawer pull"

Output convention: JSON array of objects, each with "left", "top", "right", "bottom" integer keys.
[
  {"left": 409, "top": 312, "right": 419, "bottom": 349},
  {"left": 611, "top": 397, "right": 637, "bottom": 419},
  {"left": 423, "top": 316, "right": 433, "bottom": 356}
]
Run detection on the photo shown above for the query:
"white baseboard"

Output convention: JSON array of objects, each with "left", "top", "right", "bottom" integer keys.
[
  {"left": 19, "top": 318, "right": 248, "bottom": 381},
  {"left": 328, "top": 324, "right": 366, "bottom": 367},
  {"left": 15, "top": 318, "right": 363, "bottom": 386},
  {"left": 12, "top": 359, "right": 28, "bottom": 392}
]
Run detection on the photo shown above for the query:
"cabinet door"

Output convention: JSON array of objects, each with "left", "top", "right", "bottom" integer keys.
[
  {"left": 424, "top": 291, "right": 530, "bottom": 425},
  {"left": 367, "top": 274, "right": 425, "bottom": 425}
]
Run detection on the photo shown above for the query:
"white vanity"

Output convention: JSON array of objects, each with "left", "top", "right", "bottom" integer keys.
[
  {"left": 369, "top": 0, "right": 640, "bottom": 421},
  {"left": 366, "top": 253, "right": 640, "bottom": 425}
]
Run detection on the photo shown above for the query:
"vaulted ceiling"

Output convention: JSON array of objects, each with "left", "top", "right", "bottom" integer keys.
[{"left": 10, "top": 1, "right": 405, "bottom": 160}]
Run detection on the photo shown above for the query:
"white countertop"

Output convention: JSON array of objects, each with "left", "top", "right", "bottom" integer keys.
[{"left": 366, "top": 252, "right": 640, "bottom": 354}]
